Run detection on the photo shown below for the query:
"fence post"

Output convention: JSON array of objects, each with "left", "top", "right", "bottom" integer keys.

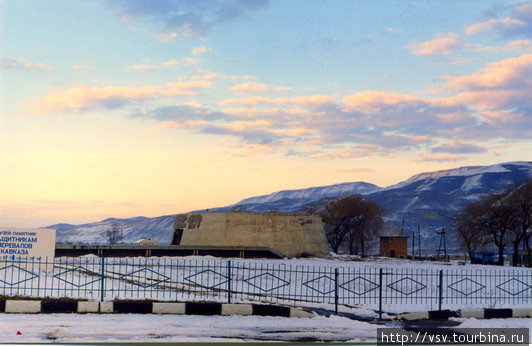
[
  {"left": 378, "top": 268, "right": 383, "bottom": 320},
  {"left": 100, "top": 255, "right": 105, "bottom": 302},
  {"left": 334, "top": 268, "right": 339, "bottom": 315},
  {"left": 438, "top": 269, "right": 443, "bottom": 311},
  {"left": 227, "top": 260, "right": 232, "bottom": 304}
]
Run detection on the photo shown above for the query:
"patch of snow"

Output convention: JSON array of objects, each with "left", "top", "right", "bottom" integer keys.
[
  {"left": 405, "top": 161, "right": 531, "bottom": 183},
  {"left": 415, "top": 179, "right": 437, "bottom": 192},
  {"left": 460, "top": 174, "right": 483, "bottom": 192},
  {"left": 0, "top": 314, "right": 381, "bottom": 343},
  {"left": 236, "top": 182, "right": 381, "bottom": 205},
  {"left": 452, "top": 317, "right": 532, "bottom": 329},
  {"left": 400, "top": 196, "right": 420, "bottom": 212}
]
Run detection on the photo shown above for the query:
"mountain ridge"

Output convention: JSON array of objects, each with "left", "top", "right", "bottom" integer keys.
[{"left": 46, "top": 161, "right": 532, "bottom": 252}]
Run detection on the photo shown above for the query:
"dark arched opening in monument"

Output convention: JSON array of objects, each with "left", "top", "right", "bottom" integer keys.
[{"left": 171, "top": 229, "right": 183, "bottom": 245}]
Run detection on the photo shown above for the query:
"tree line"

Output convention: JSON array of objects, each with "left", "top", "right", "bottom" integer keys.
[
  {"left": 316, "top": 179, "right": 531, "bottom": 266},
  {"left": 310, "top": 196, "right": 383, "bottom": 256},
  {"left": 455, "top": 180, "right": 531, "bottom": 266}
]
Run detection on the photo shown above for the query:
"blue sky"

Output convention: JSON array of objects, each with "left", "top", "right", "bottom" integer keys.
[{"left": 1, "top": 0, "right": 531, "bottom": 226}]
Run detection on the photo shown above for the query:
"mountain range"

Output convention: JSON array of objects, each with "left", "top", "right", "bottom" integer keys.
[{"left": 46, "top": 161, "right": 532, "bottom": 253}]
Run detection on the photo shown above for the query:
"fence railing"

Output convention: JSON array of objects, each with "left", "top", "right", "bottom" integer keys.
[{"left": 0, "top": 256, "right": 530, "bottom": 314}]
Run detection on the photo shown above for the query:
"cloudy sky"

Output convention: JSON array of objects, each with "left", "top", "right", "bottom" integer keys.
[{"left": 1, "top": 0, "right": 531, "bottom": 227}]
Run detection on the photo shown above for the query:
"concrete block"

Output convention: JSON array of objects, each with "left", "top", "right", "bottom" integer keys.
[
  {"left": 428, "top": 310, "right": 459, "bottom": 320},
  {"left": 99, "top": 302, "right": 114, "bottom": 313},
  {"left": 458, "top": 309, "right": 484, "bottom": 319},
  {"left": 221, "top": 304, "right": 252, "bottom": 316},
  {"left": 512, "top": 308, "right": 532, "bottom": 318},
  {"left": 6, "top": 300, "right": 41, "bottom": 313},
  {"left": 41, "top": 300, "right": 77, "bottom": 313},
  {"left": 396, "top": 312, "right": 429, "bottom": 320},
  {"left": 252, "top": 304, "right": 291, "bottom": 317},
  {"left": 113, "top": 301, "right": 152, "bottom": 314},
  {"left": 152, "top": 303, "right": 185, "bottom": 314},
  {"left": 485, "top": 308, "right": 512, "bottom": 319},
  {"left": 77, "top": 301, "right": 99, "bottom": 313},
  {"left": 290, "top": 307, "right": 315, "bottom": 318},
  {"left": 185, "top": 302, "right": 222, "bottom": 315}
]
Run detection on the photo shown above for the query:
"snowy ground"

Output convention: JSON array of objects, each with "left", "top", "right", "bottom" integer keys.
[
  {"left": 0, "top": 313, "right": 380, "bottom": 343},
  {"left": 0, "top": 313, "right": 529, "bottom": 343}
]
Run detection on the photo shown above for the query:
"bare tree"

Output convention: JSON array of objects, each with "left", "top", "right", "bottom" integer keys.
[
  {"left": 482, "top": 193, "right": 514, "bottom": 265},
  {"left": 456, "top": 181, "right": 531, "bottom": 266},
  {"left": 321, "top": 196, "right": 383, "bottom": 255},
  {"left": 302, "top": 203, "right": 321, "bottom": 215},
  {"left": 469, "top": 192, "right": 519, "bottom": 266},
  {"left": 506, "top": 180, "right": 532, "bottom": 266},
  {"left": 455, "top": 203, "right": 490, "bottom": 259},
  {"left": 107, "top": 222, "right": 124, "bottom": 245}
]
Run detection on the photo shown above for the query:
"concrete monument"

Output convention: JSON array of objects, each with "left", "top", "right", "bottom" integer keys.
[{"left": 172, "top": 212, "right": 329, "bottom": 258}]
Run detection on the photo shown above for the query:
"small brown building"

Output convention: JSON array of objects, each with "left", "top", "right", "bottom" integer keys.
[{"left": 379, "top": 235, "right": 408, "bottom": 258}]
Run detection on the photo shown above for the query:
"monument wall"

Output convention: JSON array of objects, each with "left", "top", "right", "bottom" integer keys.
[{"left": 173, "top": 213, "right": 329, "bottom": 258}]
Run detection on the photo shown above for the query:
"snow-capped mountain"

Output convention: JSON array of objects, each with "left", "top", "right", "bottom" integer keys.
[
  {"left": 48, "top": 215, "right": 175, "bottom": 245},
  {"left": 237, "top": 182, "right": 381, "bottom": 204},
  {"left": 47, "top": 161, "right": 532, "bottom": 251}
]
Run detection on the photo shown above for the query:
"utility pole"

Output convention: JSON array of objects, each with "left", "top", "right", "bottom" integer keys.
[
  {"left": 436, "top": 228, "right": 447, "bottom": 260},
  {"left": 411, "top": 226, "right": 415, "bottom": 259},
  {"left": 417, "top": 225, "right": 421, "bottom": 258}
]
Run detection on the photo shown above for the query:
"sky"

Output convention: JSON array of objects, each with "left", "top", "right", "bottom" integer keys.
[{"left": 1, "top": 0, "right": 531, "bottom": 227}]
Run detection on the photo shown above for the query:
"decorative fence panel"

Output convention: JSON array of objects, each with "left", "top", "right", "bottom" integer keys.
[{"left": 0, "top": 256, "right": 530, "bottom": 313}]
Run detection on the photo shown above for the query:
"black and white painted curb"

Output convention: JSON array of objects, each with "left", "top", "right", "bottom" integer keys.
[
  {"left": 0, "top": 300, "right": 315, "bottom": 318},
  {"left": 396, "top": 308, "right": 532, "bottom": 321}
]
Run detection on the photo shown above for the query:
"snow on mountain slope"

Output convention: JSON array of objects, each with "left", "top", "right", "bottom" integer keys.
[
  {"left": 237, "top": 182, "right": 381, "bottom": 205},
  {"left": 46, "top": 215, "right": 175, "bottom": 245},
  {"left": 48, "top": 161, "right": 532, "bottom": 249},
  {"left": 403, "top": 161, "right": 531, "bottom": 184},
  {"left": 379, "top": 161, "right": 531, "bottom": 193},
  {"left": 403, "top": 165, "right": 483, "bottom": 184}
]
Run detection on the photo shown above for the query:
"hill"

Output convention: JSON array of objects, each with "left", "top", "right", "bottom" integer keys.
[{"left": 46, "top": 161, "right": 532, "bottom": 252}]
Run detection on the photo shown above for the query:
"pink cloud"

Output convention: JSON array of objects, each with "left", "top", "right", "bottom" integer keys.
[
  {"left": 161, "top": 60, "right": 180, "bottom": 68},
  {"left": 218, "top": 96, "right": 270, "bottom": 107},
  {"left": 126, "top": 57, "right": 198, "bottom": 71},
  {"left": 192, "top": 46, "right": 211, "bottom": 56},
  {"left": 445, "top": 54, "right": 532, "bottom": 110},
  {"left": 407, "top": 33, "right": 465, "bottom": 56},
  {"left": 230, "top": 82, "right": 269, "bottom": 95},
  {"left": 271, "top": 95, "right": 334, "bottom": 108},
  {"left": 24, "top": 81, "right": 212, "bottom": 115},
  {"left": 156, "top": 32, "right": 178, "bottom": 42},
  {"left": 1, "top": 57, "right": 52, "bottom": 71},
  {"left": 472, "top": 39, "right": 532, "bottom": 53},
  {"left": 466, "top": 17, "right": 526, "bottom": 35},
  {"left": 465, "top": 3, "right": 532, "bottom": 38},
  {"left": 126, "top": 63, "right": 159, "bottom": 71},
  {"left": 432, "top": 141, "right": 487, "bottom": 154},
  {"left": 163, "top": 55, "right": 531, "bottom": 158},
  {"left": 413, "top": 154, "right": 467, "bottom": 163},
  {"left": 343, "top": 91, "right": 418, "bottom": 113},
  {"left": 446, "top": 54, "right": 532, "bottom": 90},
  {"left": 219, "top": 95, "right": 334, "bottom": 108}
]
